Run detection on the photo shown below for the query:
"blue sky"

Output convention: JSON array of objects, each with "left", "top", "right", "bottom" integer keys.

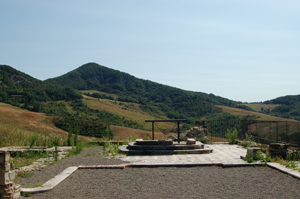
[{"left": 1, "top": 0, "right": 299, "bottom": 102}]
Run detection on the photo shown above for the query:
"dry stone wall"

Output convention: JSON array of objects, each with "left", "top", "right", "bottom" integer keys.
[
  {"left": 167, "top": 126, "right": 210, "bottom": 143},
  {"left": 0, "top": 152, "right": 20, "bottom": 199}
]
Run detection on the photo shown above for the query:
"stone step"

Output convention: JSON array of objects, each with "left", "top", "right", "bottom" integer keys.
[
  {"left": 135, "top": 140, "right": 173, "bottom": 145},
  {"left": 119, "top": 145, "right": 212, "bottom": 155},
  {"left": 128, "top": 142, "right": 204, "bottom": 150}
]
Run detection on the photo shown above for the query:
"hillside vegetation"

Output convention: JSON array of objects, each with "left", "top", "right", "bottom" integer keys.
[
  {"left": 0, "top": 63, "right": 299, "bottom": 142},
  {"left": 240, "top": 103, "right": 280, "bottom": 113},
  {"left": 0, "top": 102, "right": 69, "bottom": 137},
  {"left": 216, "top": 105, "right": 296, "bottom": 121},
  {"left": 45, "top": 62, "right": 241, "bottom": 124},
  {"left": 264, "top": 95, "right": 300, "bottom": 121},
  {"left": 0, "top": 65, "right": 82, "bottom": 110}
]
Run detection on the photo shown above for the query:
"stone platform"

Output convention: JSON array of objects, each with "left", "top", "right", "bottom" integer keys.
[{"left": 119, "top": 139, "right": 213, "bottom": 155}]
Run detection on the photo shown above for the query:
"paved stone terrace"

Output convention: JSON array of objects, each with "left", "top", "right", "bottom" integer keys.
[{"left": 120, "top": 144, "right": 248, "bottom": 165}]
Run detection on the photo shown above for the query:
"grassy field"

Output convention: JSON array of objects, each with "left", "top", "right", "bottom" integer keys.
[
  {"left": 240, "top": 103, "right": 281, "bottom": 112},
  {"left": 0, "top": 102, "right": 91, "bottom": 145},
  {"left": 80, "top": 90, "right": 119, "bottom": 99},
  {"left": 0, "top": 103, "right": 69, "bottom": 136},
  {"left": 110, "top": 125, "right": 173, "bottom": 140},
  {"left": 216, "top": 105, "right": 295, "bottom": 121},
  {"left": 82, "top": 95, "right": 176, "bottom": 131}
]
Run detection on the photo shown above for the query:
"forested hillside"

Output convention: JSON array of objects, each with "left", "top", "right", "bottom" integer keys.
[
  {"left": 1, "top": 63, "right": 298, "bottom": 139},
  {"left": 45, "top": 62, "right": 240, "bottom": 123},
  {"left": 0, "top": 65, "right": 82, "bottom": 111},
  {"left": 264, "top": 95, "right": 300, "bottom": 121}
]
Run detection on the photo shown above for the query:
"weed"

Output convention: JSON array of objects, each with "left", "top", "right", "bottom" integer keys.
[
  {"left": 24, "top": 182, "right": 43, "bottom": 188},
  {"left": 11, "top": 151, "right": 51, "bottom": 168},
  {"left": 243, "top": 150, "right": 255, "bottom": 163},
  {"left": 256, "top": 150, "right": 270, "bottom": 166},
  {"left": 102, "top": 142, "right": 120, "bottom": 158},
  {"left": 29, "top": 134, "right": 38, "bottom": 148},
  {"left": 239, "top": 133, "right": 254, "bottom": 148},
  {"left": 0, "top": 128, "right": 66, "bottom": 148},
  {"left": 225, "top": 128, "right": 238, "bottom": 144},
  {"left": 17, "top": 170, "right": 34, "bottom": 178},
  {"left": 286, "top": 153, "right": 293, "bottom": 161},
  {"left": 106, "top": 125, "right": 113, "bottom": 140},
  {"left": 21, "top": 192, "right": 32, "bottom": 197},
  {"left": 53, "top": 146, "right": 59, "bottom": 161},
  {"left": 129, "top": 135, "right": 134, "bottom": 142},
  {"left": 200, "top": 137, "right": 207, "bottom": 144},
  {"left": 286, "top": 161, "right": 298, "bottom": 169},
  {"left": 67, "top": 124, "right": 73, "bottom": 146},
  {"left": 122, "top": 139, "right": 129, "bottom": 145}
]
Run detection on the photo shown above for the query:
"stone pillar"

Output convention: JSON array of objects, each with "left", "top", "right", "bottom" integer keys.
[{"left": 0, "top": 152, "right": 20, "bottom": 199}]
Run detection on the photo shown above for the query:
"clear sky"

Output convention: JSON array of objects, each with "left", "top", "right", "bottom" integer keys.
[{"left": 1, "top": 0, "right": 299, "bottom": 103}]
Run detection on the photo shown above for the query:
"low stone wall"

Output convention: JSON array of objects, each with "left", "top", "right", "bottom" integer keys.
[{"left": 0, "top": 152, "right": 20, "bottom": 199}]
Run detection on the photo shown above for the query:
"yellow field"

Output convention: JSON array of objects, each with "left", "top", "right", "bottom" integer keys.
[
  {"left": 240, "top": 103, "right": 281, "bottom": 112},
  {"left": 80, "top": 90, "right": 119, "bottom": 99},
  {"left": 0, "top": 102, "right": 91, "bottom": 141},
  {"left": 82, "top": 95, "right": 176, "bottom": 131},
  {"left": 216, "top": 105, "right": 295, "bottom": 121},
  {"left": 110, "top": 125, "right": 173, "bottom": 140}
]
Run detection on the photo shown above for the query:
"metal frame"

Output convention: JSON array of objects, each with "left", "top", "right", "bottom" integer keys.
[{"left": 145, "top": 119, "right": 188, "bottom": 143}]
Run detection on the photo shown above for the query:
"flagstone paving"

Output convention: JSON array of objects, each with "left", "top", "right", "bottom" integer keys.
[{"left": 120, "top": 144, "right": 249, "bottom": 165}]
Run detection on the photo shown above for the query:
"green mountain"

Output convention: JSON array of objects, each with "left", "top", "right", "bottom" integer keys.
[
  {"left": 264, "top": 95, "right": 300, "bottom": 120},
  {"left": 45, "top": 62, "right": 240, "bottom": 123},
  {"left": 0, "top": 65, "right": 82, "bottom": 110},
  {"left": 1, "top": 62, "right": 299, "bottom": 139}
]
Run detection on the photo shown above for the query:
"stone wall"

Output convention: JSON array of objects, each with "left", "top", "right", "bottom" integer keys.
[
  {"left": 0, "top": 152, "right": 20, "bottom": 199},
  {"left": 167, "top": 126, "right": 210, "bottom": 143}
]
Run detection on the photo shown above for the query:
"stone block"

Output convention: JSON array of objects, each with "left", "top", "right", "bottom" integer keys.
[
  {"left": 0, "top": 152, "right": 10, "bottom": 165},
  {"left": 187, "top": 138, "right": 196, "bottom": 145},
  {"left": 8, "top": 171, "right": 15, "bottom": 182},
  {"left": 0, "top": 164, "right": 10, "bottom": 172},
  {"left": 269, "top": 143, "right": 289, "bottom": 150},
  {"left": 0, "top": 172, "right": 10, "bottom": 185}
]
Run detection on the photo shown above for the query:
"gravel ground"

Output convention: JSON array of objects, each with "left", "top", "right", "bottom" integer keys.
[
  {"left": 17, "top": 147, "right": 128, "bottom": 187},
  {"left": 18, "top": 148, "right": 300, "bottom": 199}
]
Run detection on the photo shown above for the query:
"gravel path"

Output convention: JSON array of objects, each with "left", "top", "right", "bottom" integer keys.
[
  {"left": 17, "top": 147, "right": 128, "bottom": 187},
  {"left": 18, "top": 148, "right": 300, "bottom": 199}
]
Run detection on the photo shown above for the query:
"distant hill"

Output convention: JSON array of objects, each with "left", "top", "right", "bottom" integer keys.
[
  {"left": 1, "top": 62, "right": 298, "bottom": 141},
  {"left": 45, "top": 62, "right": 240, "bottom": 123},
  {"left": 216, "top": 105, "right": 296, "bottom": 121},
  {"left": 264, "top": 95, "right": 300, "bottom": 121},
  {"left": 0, "top": 65, "right": 82, "bottom": 110}
]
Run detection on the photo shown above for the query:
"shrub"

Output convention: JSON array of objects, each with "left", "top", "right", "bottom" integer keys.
[{"left": 226, "top": 128, "right": 238, "bottom": 144}]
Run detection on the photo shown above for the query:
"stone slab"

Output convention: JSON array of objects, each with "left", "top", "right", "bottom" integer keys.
[
  {"left": 187, "top": 138, "right": 196, "bottom": 145},
  {"left": 135, "top": 140, "right": 173, "bottom": 145},
  {"left": 267, "top": 163, "right": 300, "bottom": 179},
  {"left": 127, "top": 142, "right": 203, "bottom": 150},
  {"left": 21, "top": 166, "right": 78, "bottom": 193},
  {"left": 79, "top": 165, "right": 126, "bottom": 169},
  {"left": 119, "top": 145, "right": 212, "bottom": 155}
]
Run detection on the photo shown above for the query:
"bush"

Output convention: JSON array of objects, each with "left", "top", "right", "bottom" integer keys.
[{"left": 226, "top": 128, "right": 238, "bottom": 144}]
